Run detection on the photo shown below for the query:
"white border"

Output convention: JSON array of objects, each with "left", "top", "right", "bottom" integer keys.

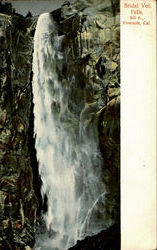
[{"left": 121, "top": 0, "right": 157, "bottom": 249}]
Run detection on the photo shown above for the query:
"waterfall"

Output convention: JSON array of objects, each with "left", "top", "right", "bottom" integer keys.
[{"left": 33, "top": 13, "right": 111, "bottom": 250}]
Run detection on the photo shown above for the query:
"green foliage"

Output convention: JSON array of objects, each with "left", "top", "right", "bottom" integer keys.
[
  {"left": 0, "top": 1, "right": 15, "bottom": 15},
  {"left": 26, "top": 11, "right": 32, "bottom": 18}
]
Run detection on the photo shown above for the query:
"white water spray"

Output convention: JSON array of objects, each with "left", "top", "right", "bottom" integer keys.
[{"left": 33, "top": 13, "right": 110, "bottom": 250}]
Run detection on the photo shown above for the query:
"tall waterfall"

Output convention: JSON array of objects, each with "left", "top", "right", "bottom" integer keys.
[{"left": 33, "top": 13, "right": 110, "bottom": 250}]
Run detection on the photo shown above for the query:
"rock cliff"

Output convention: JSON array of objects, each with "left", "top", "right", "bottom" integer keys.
[
  {"left": 0, "top": 0, "right": 120, "bottom": 249},
  {"left": 0, "top": 6, "right": 38, "bottom": 249}
]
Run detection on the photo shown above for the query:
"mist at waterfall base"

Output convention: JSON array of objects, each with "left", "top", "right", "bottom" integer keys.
[{"left": 32, "top": 13, "right": 112, "bottom": 250}]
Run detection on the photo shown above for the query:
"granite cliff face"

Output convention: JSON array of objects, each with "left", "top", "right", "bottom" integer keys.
[
  {"left": 0, "top": 10, "right": 38, "bottom": 249},
  {"left": 0, "top": 0, "right": 120, "bottom": 249}
]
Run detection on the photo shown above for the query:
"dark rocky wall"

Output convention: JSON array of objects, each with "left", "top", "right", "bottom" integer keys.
[
  {"left": 69, "top": 224, "right": 120, "bottom": 249},
  {"left": 0, "top": 10, "right": 38, "bottom": 249}
]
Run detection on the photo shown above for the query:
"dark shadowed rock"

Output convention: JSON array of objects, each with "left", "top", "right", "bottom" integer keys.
[
  {"left": 68, "top": 224, "right": 120, "bottom": 250},
  {"left": 0, "top": 5, "right": 38, "bottom": 248}
]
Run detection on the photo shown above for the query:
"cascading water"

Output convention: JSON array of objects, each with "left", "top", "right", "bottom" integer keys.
[{"left": 33, "top": 13, "right": 111, "bottom": 250}]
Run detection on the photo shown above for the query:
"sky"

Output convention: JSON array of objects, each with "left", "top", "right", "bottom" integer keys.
[{"left": 7, "top": 0, "right": 65, "bottom": 16}]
